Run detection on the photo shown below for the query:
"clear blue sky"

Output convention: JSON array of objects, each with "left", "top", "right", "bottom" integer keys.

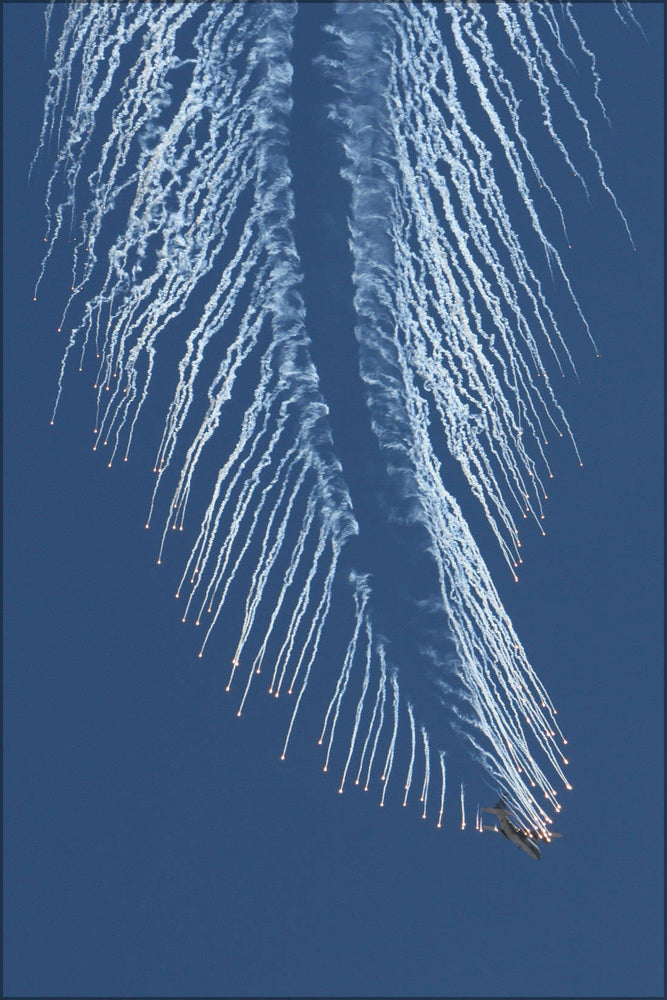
[{"left": 4, "top": 3, "right": 663, "bottom": 997}]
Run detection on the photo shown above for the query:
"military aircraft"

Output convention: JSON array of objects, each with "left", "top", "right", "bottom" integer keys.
[{"left": 481, "top": 798, "right": 562, "bottom": 860}]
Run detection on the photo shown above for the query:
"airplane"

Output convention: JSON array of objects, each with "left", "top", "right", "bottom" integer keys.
[{"left": 481, "top": 798, "right": 562, "bottom": 860}]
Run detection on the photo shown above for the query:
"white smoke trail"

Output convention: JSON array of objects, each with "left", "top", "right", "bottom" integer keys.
[
  {"left": 35, "top": 2, "right": 635, "bottom": 841},
  {"left": 319, "top": 578, "right": 369, "bottom": 773},
  {"left": 437, "top": 751, "right": 447, "bottom": 830},
  {"left": 380, "top": 671, "right": 400, "bottom": 808},
  {"left": 402, "top": 703, "right": 416, "bottom": 808},
  {"left": 338, "top": 609, "right": 373, "bottom": 794},
  {"left": 35, "top": 2, "right": 372, "bottom": 798},
  {"left": 420, "top": 726, "right": 430, "bottom": 820},
  {"left": 355, "top": 643, "right": 387, "bottom": 790},
  {"left": 328, "top": 1, "right": 631, "bottom": 835}
]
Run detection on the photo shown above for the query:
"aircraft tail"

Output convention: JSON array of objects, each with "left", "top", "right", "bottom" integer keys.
[{"left": 482, "top": 797, "right": 508, "bottom": 815}]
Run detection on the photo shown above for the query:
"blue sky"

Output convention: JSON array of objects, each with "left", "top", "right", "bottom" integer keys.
[{"left": 4, "top": 3, "right": 663, "bottom": 996}]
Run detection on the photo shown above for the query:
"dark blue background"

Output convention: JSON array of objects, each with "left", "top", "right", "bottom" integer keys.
[{"left": 4, "top": 4, "right": 663, "bottom": 996}]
